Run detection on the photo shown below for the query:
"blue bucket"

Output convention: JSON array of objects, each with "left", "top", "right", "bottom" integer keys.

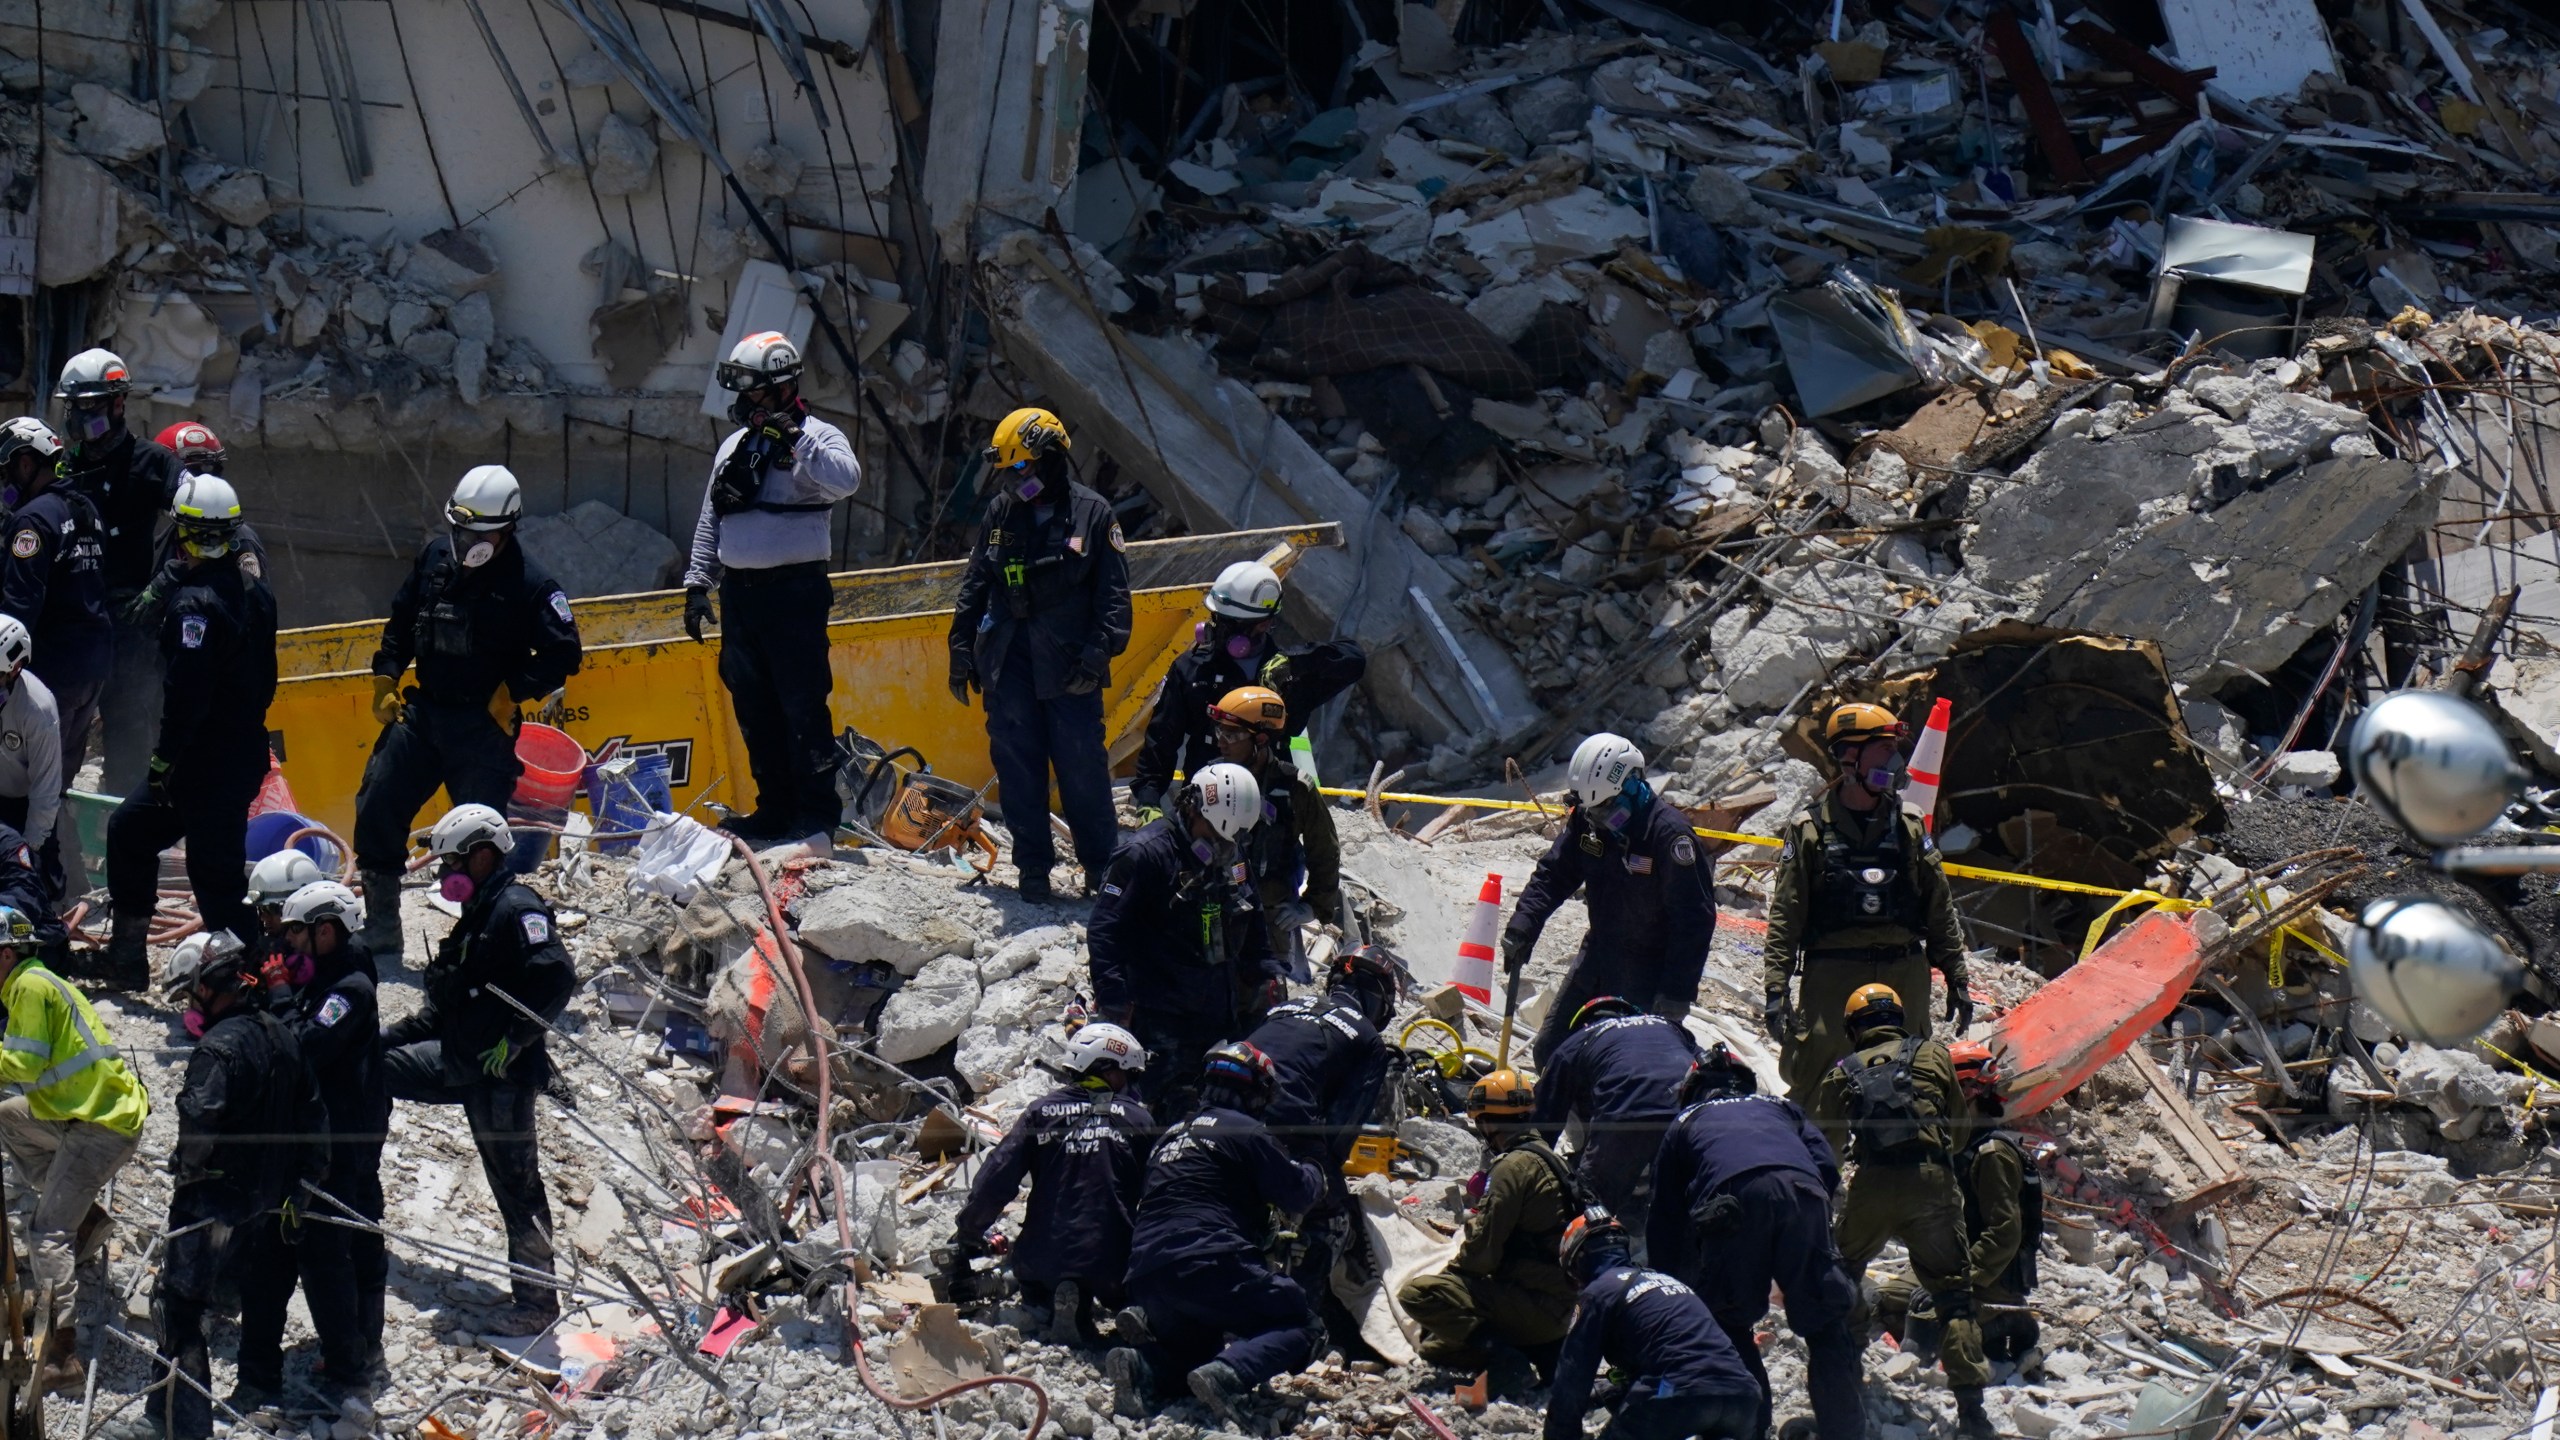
[
  {"left": 244, "top": 811, "right": 342, "bottom": 872},
  {"left": 586, "top": 752, "right": 674, "bottom": 851}
]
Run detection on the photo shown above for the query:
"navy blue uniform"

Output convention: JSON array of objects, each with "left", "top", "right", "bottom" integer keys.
[
  {"left": 383, "top": 874, "right": 574, "bottom": 1316},
  {"left": 949, "top": 483, "right": 1130, "bottom": 887},
  {"left": 1507, "top": 799, "right": 1716, "bottom": 1067},
  {"left": 952, "top": 1084, "right": 1154, "bottom": 1300},
  {"left": 241, "top": 940, "right": 389, "bottom": 1393},
  {"left": 0, "top": 487, "right": 112, "bottom": 776},
  {"left": 106, "top": 547, "right": 275, "bottom": 944},
  {"left": 1649, "top": 1095, "right": 1864, "bottom": 1440},
  {"left": 0, "top": 821, "right": 66, "bottom": 955},
  {"left": 1548, "top": 1266, "right": 1760, "bottom": 1440},
  {"left": 1089, "top": 817, "right": 1282, "bottom": 1115},
  {"left": 1125, "top": 1107, "right": 1325, "bottom": 1391},
  {"left": 1536, "top": 1014, "right": 1697, "bottom": 1237},
  {"left": 65, "top": 427, "right": 182, "bottom": 798},
  {"left": 355, "top": 536, "right": 582, "bottom": 875},
  {"left": 1248, "top": 991, "right": 1391, "bottom": 1172},
  {"left": 1130, "top": 635, "right": 1367, "bottom": 814}
]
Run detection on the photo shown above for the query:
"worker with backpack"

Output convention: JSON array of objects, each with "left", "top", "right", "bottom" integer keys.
[
  {"left": 1877, "top": 1040, "right": 2045, "bottom": 1367},
  {"left": 1816, "top": 983, "right": 1994, "bottom": 1440}
]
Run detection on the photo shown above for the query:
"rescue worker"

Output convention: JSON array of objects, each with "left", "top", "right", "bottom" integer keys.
[
  {"left": 238, "top": 880, "right": 387, "bottom": 1405},
  {"left": 1765, "top": 702, "right": 1971, "bottom": 1100},
  {"left": 1546, "top": 1209, "right": 1763, "bottom": 1440},
  {"left": 380, "top": 803, "right": 576, "bottom": 1334},
  {"left": 0, "top": 417, "right": 111, "bottom": 798},
  {"left": 355, "top": 466, "right": 582, "bottom": 958},
  {"left": 0, "top": 902, "right": 147, "bottom": 1394},
  {"left": 946, "top": 408, "right": 1130, "bottom": 903},
  {"left": 1504, "top": 734, "right": 1715, "bottom": 1068},
  {"left": 947, "top": 1022, "right": 1152, "bottom": 1345},
  {"left": 1087, "top": 761, "right": 1278, "bottom": 1118},
  {"left": 247, "top": 848, "right": 326, "bottom": 954},
  {"left": 1816, "top": 984, "right": 1994, "bottom": 1440},
  {"left": 1129, "top": 560, "right": 1366, "bottom": 817},
  {"left": 0, "top": 615, "right": 65, "bottom": 868},
  {"left": 1648, "top": 1045, "right": 1864, "bottom": 1440},
  {"left": 155, "top": 421, "right": 226, "bottom": 475},
  {"left": 1533, "top": 996, "right": 1698, "bottom": 1243},
  {"left": 1397, "top": 1070, "right": 1577, "bottom": 1398},
  {"left": 1877, "top": 1042, "right": 2042, "bottom": 1367},
  {"left": 1247, "top": 946, "right": 1396, "bottom": 1174},
  {"left": 1105, "top": 1043, "right": 1325, "bottom": 1424},
  {"left": 681, "top": 332, "right": 862, "bottom": 850},
  {"left": 0, "top": 819, "right": 67, "bottom": 958},
  {"left": 53, "top": 349, "right": 183, "bottom": 798},
  {"left": 143, "top": 936, "right": 325, "bottom": 1440},
  {"left": 1208, "top": 684, "right": 1342, "bottom": 968},
  {"left": 102, "top": 475, "right": 275, "bottom": 987}
]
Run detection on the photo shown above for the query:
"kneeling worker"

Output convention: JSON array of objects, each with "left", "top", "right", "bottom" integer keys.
[
  {"left": 1877, "top": 1041, "right": 2042, "bottom": 1367},
  {"left": 1398, "top": 1070, "right": 1577, "bottom": 1398},
  {"left": 354, "top": 466, "right": 581, "bottom": 958},
  {"left": 947, "top": 408, "right": 1130, "bottom": 903},
  {"left": 0, "top": 903, "right": 147, "bottom": 1393},
  {"left": 1818, "top": 984, "right": 1993, "bottom": 1440},
  {"left": 1547, "top": 1210, "right": 1762, "bottom": 1440},
  {"left": 947, "top": 1022, "right": 1153, "bottom": 1345}
]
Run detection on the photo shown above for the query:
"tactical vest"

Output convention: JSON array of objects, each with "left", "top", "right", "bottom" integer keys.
[
  {"left": 1962, "top": 1129, "right": 2044, "bottom": 1294},
  {"left": 1498, "top": 1136, "right": 1580, "bottom": 1266},
  {"left": 1811, "top": 812, "right": 1923, "bottom": 934},
  {"left": 1837, "top": 1037, "right": 1940, "bottom": 1163}
]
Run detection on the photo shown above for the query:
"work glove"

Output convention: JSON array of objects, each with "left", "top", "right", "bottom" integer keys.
[
  {"left": 277, "top": 1196, "right": 301, "bottom": 1242},
  {"left": 684, "top": 586, "right": 714, "bottom": 642},
  {"left": 370, "top": 674, "right": 405, "bottom": 726},
  {"left": 1947, "top": 986, "right": 1976, "bottom": 1034},
  {"left": 1258, "top": 652, "right": 1292, "bottom": 692},
  {"left": 1132, "top": 806, "right": 1163, "bottom": 825},
  {"left": 118, "top": 583, "right": 163, "bottom": 627},
  {"left": 257, "top": 955, "right": 297, "bottom": 996},
  {"left": 948, "top": 666, "right": 977, "bottom": 707},
  {"left": 478, "top": 1037, "right": 513, "bottom": 1077},
  {"left": 1062, "top": 648, "right": 1104, "bottom": 696},
  {"left": 1500, "top": 931, "right": 1530, "bottom": 978},
  {"left": 143, "top": 754, "right": 174, "bottom": 805},
  {"left": 1252, "top": 976, "right": 1289, "bottom": 1015},
  {"left": 488, "top": 687, "right": 519, "bottom": 735},
  {"left": 1763, "top": 989, "right": 1792, "bottom": 1040}
]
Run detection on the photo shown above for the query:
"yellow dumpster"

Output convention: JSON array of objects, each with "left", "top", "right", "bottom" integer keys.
[{"left": 267, "top": 523, "right": 1342, "bottom": 844}]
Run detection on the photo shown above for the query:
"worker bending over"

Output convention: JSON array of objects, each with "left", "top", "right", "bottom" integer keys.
[
  {"left": 1877, "top": 1041, "right": 2044, "bottom": 1368},
  {"left": 380, "top": 804, "right": 575, "bottom": 1335},
  {"left": 103, "top": 475, "right": 275, "bottom": 987},
  {"left": 0, "top": 903, "right": 147, "bottom": 1394},
  {"left": 682, "top": 332, "right": 862, "bottom": 851},
  {"left": 1087, "top": 762, "right": 1277, "bottom": 1117},
  {"left": 1765, "top": 703, "right": 1970, "bottom": 1098},
  {"left": 1533, "top": 996, "right": 1697, "bottom": 1244},
  {"left": 1817, "top": 983, "right": 1994, "bottom": 1440},
  {"left": 1397, "top": 1070, "right": 1577, "bottom": 1399},
  {"left": 1504, "top": 734, "right": 1714, "bottom": 1067},
  {"left": 355, "top": 466, "right": 580, "bottom": 958},
  {"left": 948, "top": 408, "right": 1130, "bottom": 903},
  {"left": 1130, "top": 560, "right": 1364, "bottom": 817},
  {"left": 948, "top": 1022, "right": 1153, "bottom": 1345},
  {"left": 1649, "top": 1045, "right": 1864, "bottom": 1440},
  {"left": 1107, "top": 1043, "right": 1325, "bottom": 1425},
  {"left": 1546, "top": 1210, "right": 1762, "bottom": 1440},
  {"left": 1207, "top": 684, "right": 1342, "bottom": 969}
]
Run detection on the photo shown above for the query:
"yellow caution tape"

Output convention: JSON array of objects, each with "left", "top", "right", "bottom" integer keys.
[
  {"left": 2076, "top": 890, "right": 2204, "bottom": 961},
  {"left": 2471, "top": 1036, "right": 2556, "bottom": 1113}
]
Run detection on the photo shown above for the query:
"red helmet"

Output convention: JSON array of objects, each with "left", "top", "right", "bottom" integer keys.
[{"left": 156, "top": 421, "right": 225, "bottom": 475}]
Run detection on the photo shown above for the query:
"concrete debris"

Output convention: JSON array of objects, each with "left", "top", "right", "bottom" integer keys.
[
  {"left": 587, "top": 112, "right": 661, "bottom": 197},
  {"left": 69, "top": 80, "right": 163, "bottom": 161},
  {"left": 515, "top": 499, "right": 685, "bottom": 598}
]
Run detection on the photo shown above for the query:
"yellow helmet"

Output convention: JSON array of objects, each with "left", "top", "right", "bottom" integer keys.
[
  {"left": 1210, "top": 684, "right": 1287, "bottom": 735},
  {"left": 987, "top": 407, "right": 1071, "bottom": 468},
  {"left": 1467, "top": 1069, "right": 1536, "bottom": 1120},
  {"left": 1844, "top": 982, "right": 1904, "bottom": 1032},
  {"left": 1826, "top": 702, "right": 1906, "bottom": 747}
]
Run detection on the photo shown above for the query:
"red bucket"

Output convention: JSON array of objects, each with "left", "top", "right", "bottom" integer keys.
[{"left": 513, "top": 723, "right": 587, "bottom": 813}]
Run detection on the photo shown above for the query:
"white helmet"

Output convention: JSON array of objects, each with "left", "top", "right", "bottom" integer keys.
[
  {"left": 1567, "top": 733, "right": 1646, "bottom": 807},
  {"left": 0, "top": 615, "right": 29, "bottom": 677},
  {"left": 2348, "top": 690, "right": 2526, "bottom": 846},
  {"left": 163, "top": 929, "right": 247, "bottom": 997},
  {"left": 427, "top": 802, "right": 511, "bottom": 859},
  {"left": 281, "top": 880, "right": 363, "bottom": 932},
  {"left": 2349, "top": 895, "right": 2520, "bottom": 1046},
  {"left": 447, "top": 465, "right": 523, "bottom": 532},
  {"left": 717, "top": 330, "right": 804, "bottom": 391},
  {"left": 172, "top": 472, "right": 243, "bottom": 558},
  {"left": 0, "top": 417, "right": 63, "bottom": 472},
  {"left": 53, "top": 348, "right": 132, "bottom": 401},
  {"left": 1188, "top": 761, "right": 1262, "bottom": 841},
  {"left": 248, "top": 849, "right": 325, "bottom": 905},
  {"left": 1063, "top": 1021, "right": 1147, "bottom": 1076},
  {"left": 1205, "top": 561, "right": 1283, "bottom": 621}
]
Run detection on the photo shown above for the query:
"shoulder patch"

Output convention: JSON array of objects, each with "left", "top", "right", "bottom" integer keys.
[
  {"left": 520, "top": 910, "right": 552, "bottom": 946},
  {"left": 178, "top": 613, "right": 207, "bottom": 649},
  {"left": 1671, "top": 836, "right": 1697, "bottom": 866},
  {"left": 550, "top": 591, "right": 573, "bottom": 624},
  {"left": 315, "top": 992, "right": 352, "bottom": 1027},
  {"left": 1108, "top": 522, "right": 1126, "bottom": 552},
  {"left": 9, "top": 530, "right": 38, "bottom": 559},
  {"left": 13, "top": 846, "right": 29, "bottom": 870},
  {"left": 240, "top": 552, "right": 263, "bottom": 580}
]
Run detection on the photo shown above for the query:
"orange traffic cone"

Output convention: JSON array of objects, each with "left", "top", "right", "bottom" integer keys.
[
  {"left": 1452, "top": 873, "right": 1500, "bottom": 1003},
  {"left": 1905, "top": 697, "right": 1952, "bottom": 833}
]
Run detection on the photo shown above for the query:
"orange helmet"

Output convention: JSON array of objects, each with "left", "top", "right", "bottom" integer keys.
[
  {"left": 1210, "top": 684, "right": 1287, "bottom": 735},
  {"left": 1826, "top": 702, "right": 1905, "bottom": 747},
  {"left": 1950, "top": 1039, "right": 2001, "bottom": 1098},
  {"left": 1467, "top": 1069, "right": 1535, "bottom": 1120}
]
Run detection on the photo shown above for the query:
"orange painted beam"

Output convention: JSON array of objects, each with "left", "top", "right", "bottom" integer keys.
[{"left": 1991, "top": 910, "right": 2208, "bottom": 1116}]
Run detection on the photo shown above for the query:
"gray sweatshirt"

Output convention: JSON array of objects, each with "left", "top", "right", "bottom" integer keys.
[
  {"left": 681, "top": 414, "right": 863, "bottom": 587},
  {"left": 0, "top": 670, "right": 61, "bottom": 849}
]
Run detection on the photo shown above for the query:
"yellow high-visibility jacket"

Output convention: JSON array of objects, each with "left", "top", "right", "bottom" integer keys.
[{"left": 0, "top": 961, "right": 148, "bottom": 1136}]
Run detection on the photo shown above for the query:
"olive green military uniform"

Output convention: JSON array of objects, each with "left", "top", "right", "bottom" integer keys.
[
  {"left": 1817, "top": 1026, "right": 1989, "bottom": 1389},
  {"left": 1251, "top": 761, "right": 1343, "bottom": 955},
  {"left": 1765, "top": 794, "right": 1968, "bottom": 1100},
  {"left": 1877, "top": 1127, "right": 2036, "bottom": 1360},
  {"left": 1397, "top": 1134, "right": 1578, "bottom": 1367}
]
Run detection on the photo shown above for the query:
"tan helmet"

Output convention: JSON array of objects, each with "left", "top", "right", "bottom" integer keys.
[
  {"left": 1826, "top": 702, "right": 1906, "bottom": 747},
  {"left": 1209, "top": 684, "right": 1287, "bottom": 735},
  {"left": 1844, "top": 982, "right": 1904, "bottom": 1033}
]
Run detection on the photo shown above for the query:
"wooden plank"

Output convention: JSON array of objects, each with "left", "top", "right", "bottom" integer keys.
[
  {"left": 2126, "top": 1045, "right": 2244, "bottom": 1194},
  {"left": 2063, "top": 21, "right": 2214, "bottom": 100},
  {"left": 1987, "top": 10, "right": 2090, "bottom": 184}
]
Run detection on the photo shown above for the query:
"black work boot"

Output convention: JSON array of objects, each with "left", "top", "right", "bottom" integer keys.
[
  {"left": 1482, "top": 1341, "right": 1538, "bottom": 1400},
  {"left": 1018, "top": 870, "right": 1055, "bottom": 905},
  {"left": 1955, "top": 1385, "right": 1999, "bottom": 1440},
  {"left": 97, "top": 911, "right": 151, "bottom": 992},
  {"left": 1104, "top": 1347, "right": 1153, "bottom": 1419},
  {"left": 1187, "top": 1360, "right": 1250, "bottom": 1422},
  {"left": 359, "top": 870, "right": 404, "bottom": 960}
]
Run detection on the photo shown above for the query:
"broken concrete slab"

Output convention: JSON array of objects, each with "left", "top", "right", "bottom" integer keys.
[{"left": 517, "top": 500, "right": 684, "bottom": 598}]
